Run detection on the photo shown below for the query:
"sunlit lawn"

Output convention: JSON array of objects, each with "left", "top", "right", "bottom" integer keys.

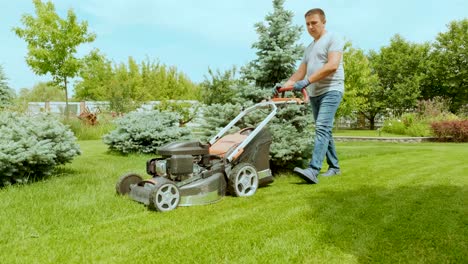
[
  {"left": 333, "top": 129, "right": 408, "bottom": 137},
  {"left": 0, "top": 140, "right": 466, "bottom": 263}
]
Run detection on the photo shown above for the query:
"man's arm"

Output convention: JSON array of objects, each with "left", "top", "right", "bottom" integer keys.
[{"left": 306, "top": 51, "right": 342, "bottom": 83}]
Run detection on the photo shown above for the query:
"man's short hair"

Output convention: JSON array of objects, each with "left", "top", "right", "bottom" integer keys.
[{"left": 305, "top": 8, "right": 326, "bottom": 22}]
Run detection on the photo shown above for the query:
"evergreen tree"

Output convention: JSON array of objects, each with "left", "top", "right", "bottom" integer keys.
[
  {"left": 199, "top": 0, "right": 314, "bottom": 169},
  {"left": 0, "top": 66, "right": 14, "bottom": 109},
  {"left": 199, "top": 90, "right": 314, "bottom": 169},
  {"left": 240, "top": 0, "right": 304, "bottom": 88}
]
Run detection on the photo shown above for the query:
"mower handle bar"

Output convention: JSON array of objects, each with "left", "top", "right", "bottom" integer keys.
[
  {"left": 209, "top": 101, "right": 277, "bottom": 162},
  {"left": 273, "top": 86, "right": 309, "bottom": 102}
]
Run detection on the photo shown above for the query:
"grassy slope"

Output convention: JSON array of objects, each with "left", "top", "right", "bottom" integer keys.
[{"left": 0, "top": 141, "right": 466, "bottom": 263}]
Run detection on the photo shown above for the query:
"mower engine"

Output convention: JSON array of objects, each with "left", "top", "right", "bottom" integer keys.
[{"left": 147, "top": 154, "right": 206, "bottom": 182}]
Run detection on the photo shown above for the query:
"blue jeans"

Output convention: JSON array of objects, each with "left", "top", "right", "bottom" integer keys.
[{"left": 308, "top": 90, "right": 343, "bottom": 173}]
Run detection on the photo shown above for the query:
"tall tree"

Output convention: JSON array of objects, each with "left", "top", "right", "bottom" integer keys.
[
  {"left": 200, "top": 67, "right": 239, "bottom": 105},
  {"left": 74, "top": 49, "right": 113, "bottom": 101},
  {"left": 13, "top": 0, "right": 95, "bottom": 115},
  {"left": 337, "top": 42, "right": 378, "bottom": 128},
  {"left": 422, "top": 19, "right": 468, "bottom": 112},
  {"left": 0, "top": 66, "right": 14, "bottom": 109},
  {"left": 368, "top": 34, "right": 430, "bottom": 116},
  {"left": 74, "top": 55, "right": 200, "bottom": 112},
  {"left": 358, "top": 75, "right": 386, "bottom": 130},
  {"left": 240, "top": 0, "right": 304, "bottom": 88},
  {"left": 18, "top": 82, "right": 64, "bottom": 102}
]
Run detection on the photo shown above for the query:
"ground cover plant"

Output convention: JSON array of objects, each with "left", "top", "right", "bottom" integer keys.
[{"left": 0, "top": 140, "right": 466, "bottom": 263}]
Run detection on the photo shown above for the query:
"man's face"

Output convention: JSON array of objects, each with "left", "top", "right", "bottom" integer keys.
[{"left": 305, "top": 14, "right": 325, "bottom": 39}]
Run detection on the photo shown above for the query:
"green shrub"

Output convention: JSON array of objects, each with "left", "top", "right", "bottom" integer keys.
[
  {"left": 382, "top": 117, "right": 433, "bottom": 137},
  {"left": 153, "top": 100, "right": 199, "bottom": 126},
  {"left": 382, "top": 119, "right": 407, "bottom": 135},
  {"left": 456, "top": 104, "right": 468, "bottom": 119},
  {"left": 102, "top": 110, "right": 192, "bottom": 154},
  {"left": 405, "top": 122, "right": 431, "bottom": 137},
  {"left": 401, "top": 113, "right": 415, "bottom": 128},
  {"left": 0, "top": 112, "right": 81, "bottom": 186}
]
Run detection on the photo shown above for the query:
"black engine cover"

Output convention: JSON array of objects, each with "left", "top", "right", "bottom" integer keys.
[{"left": 168, "top": 155, "right": 193, "bottom": 175}]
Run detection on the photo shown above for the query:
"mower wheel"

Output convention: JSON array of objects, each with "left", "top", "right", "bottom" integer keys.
[
  {"left": 149, "top": 177, "right": 180, "bottom": 212},
  {"left": 228, "top": 162, "right": 259, "bottom": 197},
  {"left": 116, "top": 173, "right": 143, "bottom": 195}
]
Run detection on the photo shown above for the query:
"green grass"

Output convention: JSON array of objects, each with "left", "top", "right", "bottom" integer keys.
[
  {"left": 1, "top": 141, "right": 467, "bottom": 263},
  {"left": 62, "top": 115, "right": 116, "bottom": 140},
  {"left": 333, "top": 129, "right": 408, "bottom": 137}
]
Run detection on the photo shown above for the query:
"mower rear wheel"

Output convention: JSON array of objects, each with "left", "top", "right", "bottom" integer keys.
[
  {"left": 228, "top": 162, "right": 259, "bottom": 197},
  {"left": 116, "top": 173, "right": 143, "bottom": 195},
  {"left": 149, "top": 177, "right": 180, "bottom": 212}
]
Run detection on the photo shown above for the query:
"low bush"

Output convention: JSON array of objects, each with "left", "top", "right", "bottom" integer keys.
[
  {"left": 0, "top": 112, "right": 81, "bottom": 186},
  {"left": 431, "top": 120, "right": 468, "bottom": 142},
  {"left": 382, "top": 99, "right": 460, "bottom": 137},
  {"left": 405, "top": 122, "right": 431, "bottom": 137},
  {"left": 102, "top": 110, "right": 192, "bottom": 154},
  {"left": 382, "top": 118, "right": 407, "bottom": 135}
]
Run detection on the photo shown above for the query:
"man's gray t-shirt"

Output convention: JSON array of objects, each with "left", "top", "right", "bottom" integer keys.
[{"left": 301, "top": 32, "right": 345, "bottom": 97}]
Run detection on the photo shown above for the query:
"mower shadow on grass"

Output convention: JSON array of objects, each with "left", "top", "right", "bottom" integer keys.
[{"left": 308, "top": 185, "right": 467, "bottom": 263}]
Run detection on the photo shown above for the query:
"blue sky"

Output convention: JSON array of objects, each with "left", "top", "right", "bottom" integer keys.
[{"left": 1, "top": 0, "right": 467, "bottom": 94}]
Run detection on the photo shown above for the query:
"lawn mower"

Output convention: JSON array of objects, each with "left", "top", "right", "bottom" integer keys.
[{"left": 115, "top": 86, "right": 308, "bottom": 212}]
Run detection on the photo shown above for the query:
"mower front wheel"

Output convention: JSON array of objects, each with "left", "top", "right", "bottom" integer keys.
[
  {"left": 116, "top": 173, "right": 143, "bottom": 195},
  {"left": 149, "top": 177, "right": 180, "bottom": 212},
  {"left": 228, "top": 162, "right": 259, "bottom": 197}
]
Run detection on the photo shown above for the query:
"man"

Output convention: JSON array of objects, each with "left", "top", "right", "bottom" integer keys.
[{"left": 282, "top": 8, "right": 345, "bottom": 184}]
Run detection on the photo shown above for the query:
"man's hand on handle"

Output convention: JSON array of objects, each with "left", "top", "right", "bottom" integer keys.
[
  {"left": 293, "top": 79, "right": 310, "bottom": 91},
  {"left": 272, "top": 83, "right": 283, "bottom": 96}
]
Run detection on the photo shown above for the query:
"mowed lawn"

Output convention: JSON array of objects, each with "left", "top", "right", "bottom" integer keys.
[{"left": 0, "top": 140, "right": 466, "bottom": 263}]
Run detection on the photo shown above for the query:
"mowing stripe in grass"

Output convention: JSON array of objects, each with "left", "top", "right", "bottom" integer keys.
[{"left": 0, "top": 141, "right": 466, "bottom": 263}]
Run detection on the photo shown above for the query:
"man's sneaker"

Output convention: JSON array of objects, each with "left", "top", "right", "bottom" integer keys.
[
  {"left": 320, "top": 168, "right": 341, "bottom": 177},
  {"left": 293, "top": 167, "right": 319, "bottom": 184}
]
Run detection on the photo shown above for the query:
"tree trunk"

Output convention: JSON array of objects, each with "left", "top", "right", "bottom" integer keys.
[
  {"left": 64, "top": 77, "right": 69, "bottom": 119},
  {"left": 369, "top": 117, "right": 375, "bottom": 130}
]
